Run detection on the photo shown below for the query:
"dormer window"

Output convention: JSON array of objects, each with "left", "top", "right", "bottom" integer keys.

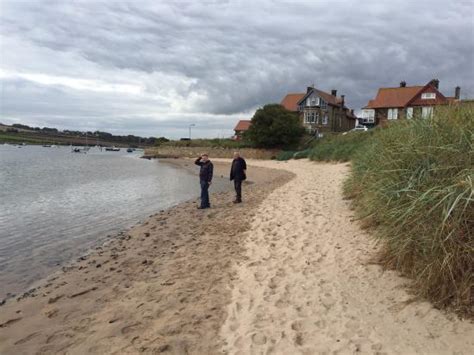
[
  {"left": 308, "top": 97, "right": 320, "bottom": 106},
  {"left": 421, "top": 93, "right": 436, "bottom": 99}
]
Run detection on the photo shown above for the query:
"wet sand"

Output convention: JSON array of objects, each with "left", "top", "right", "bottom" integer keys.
[
  {"left": 1, "top": 159, "right": 473, "bottom": 355},
  {"left": 0, "top": 159, "right": 293, "bottom": 354}
]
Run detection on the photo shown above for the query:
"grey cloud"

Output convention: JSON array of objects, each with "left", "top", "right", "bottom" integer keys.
[{"left": 1, "top": 0, "right": 473, "bottom": 136}]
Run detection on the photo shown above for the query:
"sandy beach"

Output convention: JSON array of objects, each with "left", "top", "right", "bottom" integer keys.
[{"left": 0, "top": 159, "right": 473, "bottom": 354}]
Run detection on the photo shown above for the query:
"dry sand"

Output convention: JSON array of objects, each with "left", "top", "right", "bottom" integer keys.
[
  {"left": 218, "top": 159, "right": 474, "bottom": 355},
  {"left": 0, "top": 159, "right": 472, "bottom": 355}
]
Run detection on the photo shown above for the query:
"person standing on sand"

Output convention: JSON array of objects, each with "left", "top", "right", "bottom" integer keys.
[
  {"left": 195, "top": 153, "right": 213, "bottom": 209},
  {"left": 230, "top": 151, "right": 247, "bottom": 203}
]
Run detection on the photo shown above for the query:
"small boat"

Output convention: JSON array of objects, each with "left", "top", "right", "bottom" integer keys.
[
  {"left": 127, "top": 148, "right": 133, "bottom": 153},
  {"left": 105, "top": 147, "right": 121, "bottom": 151},
  {"left": 42, "top": 144, "right": 52, "bottom": 147},
  {"left": 71, "top": 146, "right": 88, "bottom": 153}
]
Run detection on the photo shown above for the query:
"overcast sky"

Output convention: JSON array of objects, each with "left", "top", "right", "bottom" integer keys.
[{"left": 1, "top": 0, "right": 473, "bottom": 138}]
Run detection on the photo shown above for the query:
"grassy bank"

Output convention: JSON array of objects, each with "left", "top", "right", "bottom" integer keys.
[
  {"left": 308, "top": 130, "right": 375, "bottom": 162},
  {"left": 161, "top": 138, "right": 253, "bottom": 149},
  {"left": 311, "top": 107, "right": 473, "bottom": 316}
]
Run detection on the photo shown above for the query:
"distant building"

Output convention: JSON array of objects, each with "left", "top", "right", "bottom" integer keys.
[
  {"left": 233, "top": 120, "right": 252, "bottom": 140},
  {"left": 280, "top": 86, "right": 357, "bottom": 134},
  {"left": 361, "top": 79, "right": 462, "bottom": 126}
]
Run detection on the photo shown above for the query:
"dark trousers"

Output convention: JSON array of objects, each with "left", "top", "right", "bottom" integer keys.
[
  {"left": 200, "top": 180, "right": 210, "bottom": 207},
  {"left": 234, "top": 179, "right": 242, "bottom": 202}
]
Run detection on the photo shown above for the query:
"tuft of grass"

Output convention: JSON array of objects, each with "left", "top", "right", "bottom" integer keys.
[
  {"left": 309, "top": 130, "right": 376, "bottom": 162},
  {"left": 276, "top": 150, "right": 296, "bottom": 161},
  {"left": 293, "top": 149, "right": 311, "bottom": 159},
  {"left": 345, "top": 106, "right": 473, "bottom": 316}
]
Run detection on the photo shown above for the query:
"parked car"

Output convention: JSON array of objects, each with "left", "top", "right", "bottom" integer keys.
[{"left": 351, "top": 125, "right": 368, "bottom": 132}]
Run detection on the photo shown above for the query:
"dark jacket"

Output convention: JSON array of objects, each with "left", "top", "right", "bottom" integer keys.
[
  {"left": 195, "top": 158, "right": 214, "bottom": 182},
  {"left": 230, "top": 157, "right": 247, "bottom": 181}
]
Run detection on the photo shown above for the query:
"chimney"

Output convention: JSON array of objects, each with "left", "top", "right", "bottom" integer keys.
[
  {"left": 400, "top": 81, "right": 406, "bottom": 87},
  {"left": 430, "top": 79, "right": 440, "bottom": 89},
  {"left": 455, "top": 86, "right": 461, "bottom": 100},
  {"left": 331, "top": 89, "right": 337, "bottom": 96},
  {"left": 341, "top": 95, "right": 345, "bottom": 107},
  {"left": 351, "top": 109, "right": 354, "bottom": 115}
]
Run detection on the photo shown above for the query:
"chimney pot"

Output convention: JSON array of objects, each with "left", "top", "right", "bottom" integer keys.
[
  {"left": 400, "top": 81, "right": 406, "bottom": 87},
  {"left": 331, "top": 89, "right": 337, "bottom": 96},
  {"left": 430, "top": 79, "right": 440, "bottom": 89},
  {"left": 455, "top": 86, "right": 461, "bottom": 100}
]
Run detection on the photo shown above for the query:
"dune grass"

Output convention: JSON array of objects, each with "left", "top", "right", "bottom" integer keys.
[
  {"left": 344, "top": 107, "right": 473, "bottom": 316},
  {"left": 308, "top": 130, "right": 375, "bottom": 162}
]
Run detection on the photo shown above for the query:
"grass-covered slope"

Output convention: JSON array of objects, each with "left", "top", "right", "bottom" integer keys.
[
  {"left": 309, "top": 130, "right": 375, "bottom": 162},
  {"left": 343, "top": 107, "right": 473, "bottom": 315}
]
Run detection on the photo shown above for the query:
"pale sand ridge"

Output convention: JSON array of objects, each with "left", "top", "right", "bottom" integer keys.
[{"left": 219, "top": 159, "right": 473, "bottom": 355}]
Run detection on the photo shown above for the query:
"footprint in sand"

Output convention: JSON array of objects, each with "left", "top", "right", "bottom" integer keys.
[
  {"left": 251, "top": 333, "right": 267, "bottom": 345},
  {"left": 14, "top": 332, "right": 41, "bottom": 345}
]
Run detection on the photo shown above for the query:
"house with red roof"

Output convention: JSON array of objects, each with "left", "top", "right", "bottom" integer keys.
[
  {"left": 280, "top": 86, "right": 357, "bottom": 134},
  {"left": 233, "top": 119, "right": 252, "bottom": 140},
  {"left": 361, "top": 79, "right": 461, "bottom": 126}
]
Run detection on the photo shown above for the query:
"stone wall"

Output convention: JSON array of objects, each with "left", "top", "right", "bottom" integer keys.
[{"left": 144, "top": 146, "right": 279, "bottom": 160}]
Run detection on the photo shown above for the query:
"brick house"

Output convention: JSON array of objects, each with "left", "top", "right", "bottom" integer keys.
[
  {"left": 361, "top": 79, "right": 461, "bottom": 126},
  {"left": 233, "top": 120, "right": 251, "bottom": 140},
  {"left": 281, "top": 86, "right": 357, "bottom": 134}
]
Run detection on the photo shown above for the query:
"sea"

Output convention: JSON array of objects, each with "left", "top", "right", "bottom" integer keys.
[{"left": 0, "top": 144, "right": 226, "bottom": 301}]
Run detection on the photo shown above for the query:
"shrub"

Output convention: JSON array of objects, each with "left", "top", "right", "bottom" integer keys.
[
  {"left": 345, "top": 107, "right": 473, "bottom": 315},
  {"left": 293, "top": 149, "right": 311, "bottom": 159},
  {"left": 245, "top": 104, "right": 305, "bottom": 148},
  {"left": 276, "top": 150, "right": 296, "bottom": 161}
]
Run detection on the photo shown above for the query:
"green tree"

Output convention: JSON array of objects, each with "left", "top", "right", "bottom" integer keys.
[{"left": 245, "top": 104, "right": 304, "bottom": 148}]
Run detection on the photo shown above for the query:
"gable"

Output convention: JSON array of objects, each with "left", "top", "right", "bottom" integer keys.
[
  {"left": 297, "top": 88, "right": 340, "bottom": 107},
  {"left": 406, "top": 84, "right": 449, "bottom": 106}
]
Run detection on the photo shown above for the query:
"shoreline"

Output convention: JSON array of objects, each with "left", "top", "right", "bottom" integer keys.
[
  {"left": 0, "top": 159, "right": 294, "bottom": 354},
  {"left": 1, "top": 158, "right": 472, "bottom": 354},
  {"left": 0, "top": 156, "right": 230, "bottom": 303}
]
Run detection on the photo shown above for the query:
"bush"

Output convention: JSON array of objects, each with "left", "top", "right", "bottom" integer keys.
[
  {"left": 245, "top": 104, "right": 305, "bottom": 148},
  {"left": 345, "top": 107, "right": 473, "bottom": 315},
  {"left": 276, "top": 150, "right": 296, "bottom": 161},
  {"left": 309, "top": 130, "right": 375, "bottom": 162},
  {"left": 293, "top": 149, "right": 311, "bottom": 159}
]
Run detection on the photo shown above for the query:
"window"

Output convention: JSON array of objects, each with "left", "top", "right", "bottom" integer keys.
[
  {"left": 421, "top": 93, "right": 436, "bottom": 99},
  {"left": 362, "top": 109, "right": 375, "bottom": 123},
  {"left": 309, "top": 96, "right": 320, "bottom": 106},
  {"left": 421, "top": 106, "right": 433, "bottom": 118},
  {"left": 322, "top": 114, "right": 328, "bottom": 125},
  {"left": 320, "top": 100, "right": 327, "bottom": 109},
  {"left": 304, "top": 111, "right": 316, "bottom": 123},
  {"left": 406, "top": 107, "right": 413, "bottom": 119},
  {"left": 388, "top": 108, "right": 398, "bottom": 120}
]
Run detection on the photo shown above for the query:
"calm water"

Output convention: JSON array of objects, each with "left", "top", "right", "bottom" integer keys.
[{"left": 0, "top": 145, "right": 226, "bottom": 300}]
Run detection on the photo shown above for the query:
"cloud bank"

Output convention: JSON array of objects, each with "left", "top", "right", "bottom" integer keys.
[{"left": 1, "top": 0, "right": 473, "bottom": 138}]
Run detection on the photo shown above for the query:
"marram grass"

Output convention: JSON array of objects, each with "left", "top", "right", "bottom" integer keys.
[{"left": 344, "top": 106, "right": 473, "bottom": 316}]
